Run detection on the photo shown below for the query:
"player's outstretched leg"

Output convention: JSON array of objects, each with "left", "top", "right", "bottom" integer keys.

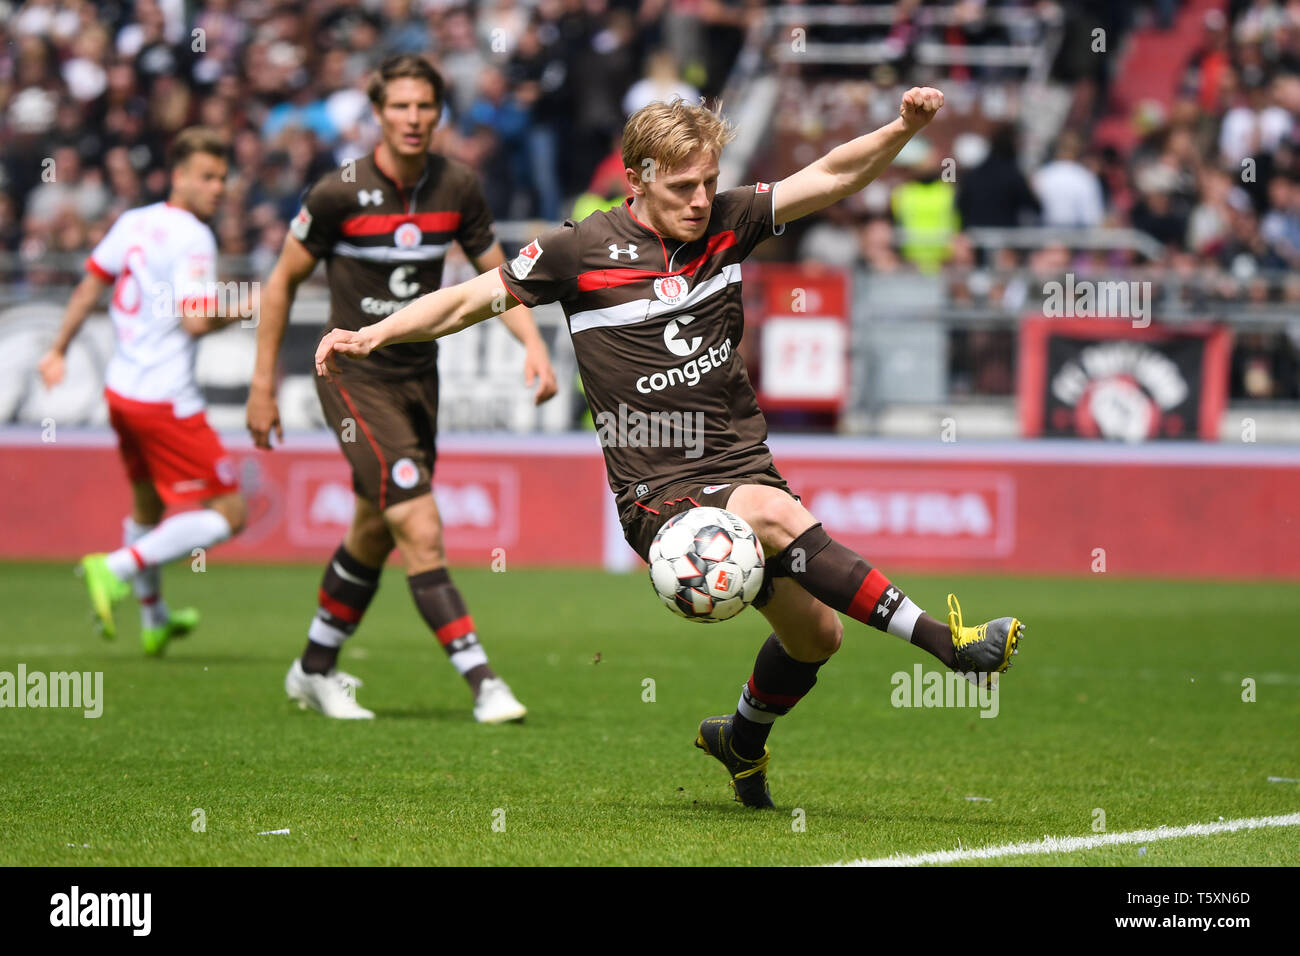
[
  {"left": 727, "top": 485, "right": 1025, "bottom": 684},
  {"left": 80, "top": 492, "right": 244, "bottom": 647},
  {"left": 696, "top": 578, "right": 841, "bottom": 808},
  {"left": 389, "top": 494, "right": 526, "bottom": 724}
]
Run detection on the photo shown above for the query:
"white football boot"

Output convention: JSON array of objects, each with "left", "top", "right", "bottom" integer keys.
[
  {"left": 473, "top": 677, "right": 527, "bottom": 723},
  {"left": 285, "top": 659, "right": 375, "bottom": 719}
]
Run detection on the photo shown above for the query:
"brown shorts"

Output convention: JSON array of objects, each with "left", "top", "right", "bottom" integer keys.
[
  {"left": 621, "top": 466, "right": 798, "bottom": 607},
  {"left": 316, "top": 370, "right": 438, "bottom": 511}
]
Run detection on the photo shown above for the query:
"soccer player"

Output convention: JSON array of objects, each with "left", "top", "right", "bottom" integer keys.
[
  {"left": 313, "top": 90, "right": 1025, "bottom": 804},
  {"left": 39, "top": 127, "right": 251, "bottom": 655},
  {"left": 247, "top": 55, "right": 558, "bottom": 722}
]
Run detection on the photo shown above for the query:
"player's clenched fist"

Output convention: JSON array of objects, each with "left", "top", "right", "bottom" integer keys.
[
  {"left": 899, "top": 87, "right": 944, "bottom": 131},
  {"left": 315, "top": 328, "right": 374, "bottom": 380}
]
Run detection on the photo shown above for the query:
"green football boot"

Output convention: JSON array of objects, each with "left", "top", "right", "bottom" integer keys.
[
  {"left": 142, "top": 607, "right": 200, "bottom": 656},
  {"left": 77, "top": 553, "right": 130, "bottom": 640}
]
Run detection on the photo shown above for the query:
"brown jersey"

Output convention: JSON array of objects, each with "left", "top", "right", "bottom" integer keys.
[
  {"left": 291, "top": 150, "right": 497, "bottom": 379},
  {"left": 498, "top": 184, "right": 786, "bottom": 518}
]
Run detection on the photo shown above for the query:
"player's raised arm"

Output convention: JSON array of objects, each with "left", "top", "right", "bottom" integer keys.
[
  {"left": 772, "top": 86, "right": 944, "bottom": 226},
  {"left": 315, "top": 267, "right": 514, "bottom": 379},
  {"left": 469, "top": 244, "right": 558, "bottom": 405},
  {"left": 246, "top": 233, "right": 319, "bottom": 448}
]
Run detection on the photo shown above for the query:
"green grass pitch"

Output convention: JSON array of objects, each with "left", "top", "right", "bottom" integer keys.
[{"left": 1, "top": 561, "right": 1297, "bottom": 866}]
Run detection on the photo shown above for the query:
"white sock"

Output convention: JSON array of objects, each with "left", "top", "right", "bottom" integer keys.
[
  {"left": 124, "top": 518, "right": 170, "bottom": 628},
  {"left": 106, "top": 510, "right": 233, "bottom": 579},
  {"left": 449, "top": 644, "right": 489, "bottom": 676},
  {"left": 887, "top": 596, "right": 924, "bottom": 640}
]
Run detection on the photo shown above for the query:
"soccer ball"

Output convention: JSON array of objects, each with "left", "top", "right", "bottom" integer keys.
[{"left": 648, "top": 507, "right": 765, "bottom": 622}]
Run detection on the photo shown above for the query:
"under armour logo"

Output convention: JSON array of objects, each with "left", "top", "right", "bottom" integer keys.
[
  {"left": 609, "top": 243, "right": 638, "bottom": 260},
  {"left": 358, "top": 189, "right": 383, "bottom": 207},
  {"left": 635, "top": 483, "right": 649, "bottom": 498},
  {"left": 876, "top": 587, "right": 901, "bottom": 615}
]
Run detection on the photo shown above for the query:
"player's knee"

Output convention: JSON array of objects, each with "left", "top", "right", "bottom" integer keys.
[
  {"left": 389, "top": 517, "right": 445, "bottom": 569},
  {"left": 818, "top": 614, "right": 844, "bottom": 658},
  {"left": 748, "top": 492, "right": 809, "bottom": 551},
  {"left": 351, "top": 512, "right": 392, "bottom": 562},
  {"left": 209, "top": 494, "right": 246, "bottom": 536},
  {"left": 783, "top": 612, "right": 841, "bottom": 662}
]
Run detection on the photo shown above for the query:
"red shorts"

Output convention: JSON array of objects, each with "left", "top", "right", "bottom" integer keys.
[{"left": 106, "top": 388, "right": 239, "bottom": 505}]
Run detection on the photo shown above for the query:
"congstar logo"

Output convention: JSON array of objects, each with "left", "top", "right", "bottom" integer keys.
[
  {"left": 636, "top": 338, "right": 733, "bottom": 394},
  {"left": 663, "top": 314, "right": 701, "bottom": 356}
]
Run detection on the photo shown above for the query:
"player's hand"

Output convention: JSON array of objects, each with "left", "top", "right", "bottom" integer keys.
[
  {"left": 524, "top": 344, "right": 558, "bottom": 406},
  {"left": 37, "top": 350, "right": 65, "bottom": 389},
  {"left": 899, "top": 87, "right": 944, "bottom": 132},
  {"left": 314, "top": 328, "right": 373, "bottom": 381},
  {"left": 246, "top": 388, "right": 283, "bottom": 450}
]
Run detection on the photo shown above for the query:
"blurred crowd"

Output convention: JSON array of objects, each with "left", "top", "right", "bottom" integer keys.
[
  {"left": 0, "top": 0, "right": 763, "bottom": 273},
  {"left": 783, "top": 0, "right": 1300, "bottom": 399},
  {"left": 1, "top": 0, "right": 1297, "bottom": 400}
]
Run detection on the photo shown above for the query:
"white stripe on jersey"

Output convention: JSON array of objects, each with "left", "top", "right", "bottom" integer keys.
[
  {"left": 333, "top": 241, "right": 450, "bottom": 262},
  {"left": 569, "top": 263, "right": 742, "bottom": 334}
]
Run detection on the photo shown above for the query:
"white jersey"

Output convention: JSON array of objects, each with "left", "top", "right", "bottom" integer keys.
[{"left": 87, "top": 201, "right": 218, "bottom": 417}]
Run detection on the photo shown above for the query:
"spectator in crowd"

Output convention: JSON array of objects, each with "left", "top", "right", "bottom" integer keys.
[
  {"left": 1032, "top": 130, "right": 1106, "bottom": 228},
  {"left": 462, "top": 65, "right": 532, "bottom": 220},
  {"left": 622, "top": 49, "right": 700, "bottom": 115},
  {"left": 507, "top": 15, "right": 574, "bottom": 220},
  {"left": 956, "top": 123, "right": 1041, "bottom": 230},
  {"left": 890, "top": 143, "right": 959, "bottom": 272}
]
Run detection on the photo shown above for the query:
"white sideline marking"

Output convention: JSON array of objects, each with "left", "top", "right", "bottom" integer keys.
[{"left": 830, "top": 812, "right": 1300, "bottom": 867}]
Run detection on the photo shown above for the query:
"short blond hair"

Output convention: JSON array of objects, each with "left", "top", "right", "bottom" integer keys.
[
  {"left": 621, "top": 98, "right": 736, "bottom": 177},
  {"left": 168, "top": 126, "right": 228, "bottom": 170}
]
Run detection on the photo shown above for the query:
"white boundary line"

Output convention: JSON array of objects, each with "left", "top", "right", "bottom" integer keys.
[{"left": 828, "top": 812, "right": 1300, "bottom": 867}]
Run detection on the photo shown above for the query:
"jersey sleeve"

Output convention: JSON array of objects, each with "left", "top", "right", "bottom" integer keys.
[
  {"left": 456, "top": 170, "right": 497, "bottom": 260},
  {"left": 172, "top": 227, "right": 219, "bottom": 318},
  {"left": 289, "top": 178, "right": 342, "bottom": 260},
  {"left": 86, "top": 213, "right": 132, "bottom": 281},
  {"left": 497, "top": 221, "right": 581, "bottom": 307},
  {"left": 714, "top": 183, "right": 786, "bottom": 260}
]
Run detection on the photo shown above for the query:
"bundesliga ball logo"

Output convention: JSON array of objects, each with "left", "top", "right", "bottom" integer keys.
[{"left": 648, "top": 507, "right": 765, "bottom": 622}]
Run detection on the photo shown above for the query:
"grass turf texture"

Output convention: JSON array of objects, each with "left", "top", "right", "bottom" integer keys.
[{"left": 1, "top": 561, "right": 1297, "bottom": 867}]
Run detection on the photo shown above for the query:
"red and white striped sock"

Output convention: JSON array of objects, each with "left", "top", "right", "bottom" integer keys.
[
  {"left": 776, "top": 524, "right": 955, "bottom": 667},
  {"left": 124, "top": 518, "right": 169, "bottom": 629},
  {"left": 106, "top": 510, "right": 233, "bottom": 580},
  {"left": 408, "top": 568, "right": 492, "bottom": 689}
]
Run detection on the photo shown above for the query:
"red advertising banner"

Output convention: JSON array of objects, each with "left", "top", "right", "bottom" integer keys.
[
  {"left": 2, "top": 435, "right": 1296, "bottom": 579},
  {"left": 0, "top": 435, "right": 610, "bottom": 568}
]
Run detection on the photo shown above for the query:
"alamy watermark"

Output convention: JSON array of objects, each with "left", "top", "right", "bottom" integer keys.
[
  {"left": 890, "top": 663, "right": 998, "bottom": 718},
  {"left": 0, "top": 665, "right": 103, "bottom": 718},
  {"left": 594, "top": 403, "right": 705, "bottom": 459},
  {"left": 50, "top": 886, "right": 150, "bottom": 935},
  {"left": 1043, "top": 274, "right": 1151, "bottom": 328}
]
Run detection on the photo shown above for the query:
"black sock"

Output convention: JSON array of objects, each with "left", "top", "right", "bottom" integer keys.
[
  {"left": 301, "top": 545, "right": 382, "bottom": 674},
  {"left": 731, "top": 633, "right": 827, "bottom": 760},
  {"left": 408, "top": 568, "right": 496, "bottom": 695},
  {"left": 302, "top": 640, "right": 340, "bottom": 674}
]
